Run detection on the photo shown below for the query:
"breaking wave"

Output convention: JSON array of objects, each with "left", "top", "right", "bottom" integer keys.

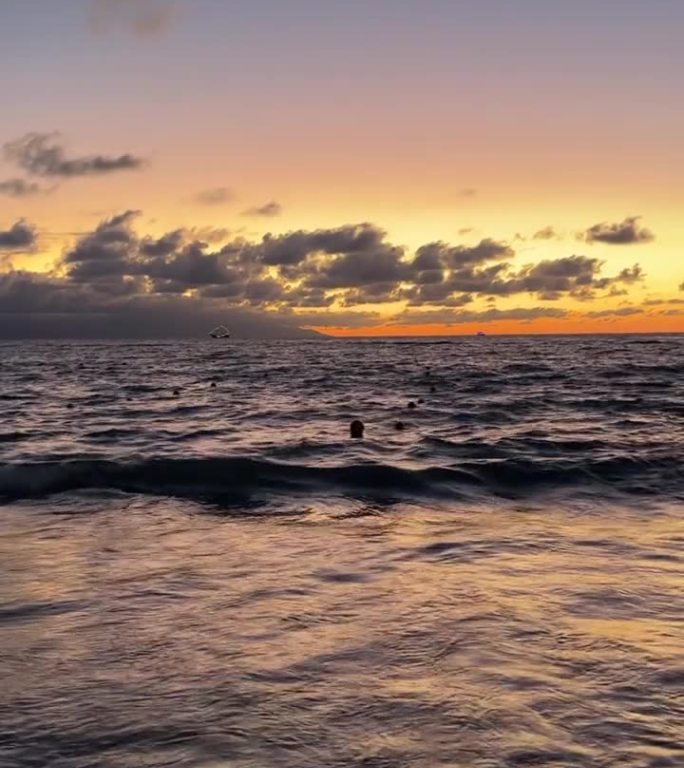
[{"left": 2, "top": 452, "right": 682, "bottom": 506}]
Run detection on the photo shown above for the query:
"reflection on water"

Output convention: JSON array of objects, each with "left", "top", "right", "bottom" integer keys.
[{"left": 1, "top": 496, "right": 681, "bottom": 768}]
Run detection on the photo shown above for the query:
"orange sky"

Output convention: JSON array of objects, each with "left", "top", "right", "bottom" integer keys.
[{"left": 318, "top": 314, "right": 684, "bottom": 337}]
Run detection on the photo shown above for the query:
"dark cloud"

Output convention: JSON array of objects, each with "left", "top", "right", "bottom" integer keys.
[
  {"left": 64, "top": 211, "right": 139, "bottom": 277},
  {"left": 584, "top": 216, "right": 654, "bottom": 245},
  {"left": 339, "top": 283, "right": 404, "bottom": 306},
  {"left": 305, "top": 247, "right": 408, "bottom": 290},
  {"left": 243, "top": 201, "right": 282, "bottom": 217},
  {"left": 491, "top": 255, "right": 643, "bottom": 300},
  {"left": 397, "top": 252, "right": 642, "bottom": 306},
  {"left": 413, "top": 239, "right": 513, "bottom": 270},
  {"left": 144, "top": 244, "right": 246, "bottom": 287},
  {"left": 139, "top": 229, "right": 185, "bottom": 257},
  {"left": 4, "top": 133, "right": 144, "bottom": 178},
  {"left": 260, "top": 223, "right": 386, "bottom": 266},
  {"left": 0, "top": 219, "right": 38, "bottom": 251},
  {"left": 88, "top": 0, "right": 174, "bottom": 37},
  {"left": 194, "top": 187, "right": 233, "bottom": 206},
  {"left": 0, "top": 178, "right": 44, "bottom": 197},
  {"left": 402, "top": 284, "right": 472, "bottom": 307}
]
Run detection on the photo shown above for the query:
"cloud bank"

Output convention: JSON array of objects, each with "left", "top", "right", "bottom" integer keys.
[{"left": 0, "top": 211, "right": 653, "bottom": 337}]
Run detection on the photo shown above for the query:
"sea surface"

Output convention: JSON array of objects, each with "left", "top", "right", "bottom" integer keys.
[{"left": 1, "top": 336, "right": 682, "bottom": 768}]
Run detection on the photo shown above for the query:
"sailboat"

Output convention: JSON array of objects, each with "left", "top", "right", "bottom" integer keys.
[{"left": 209, "top": 325, "right": 231, "bottom": 339}]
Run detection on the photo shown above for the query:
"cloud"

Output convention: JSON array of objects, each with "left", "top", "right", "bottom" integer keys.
[
  {"left": 4, "top": 133, "right": 144, "bottom": 178},
  {"left": 187, "top": 226, "right": 231, "bottom": 244},
  {"left": 278, "top": 309, "right": 383, "bottom": 329},
  {"left": 0, "top": 219, "right": 38, "bottom": 251},
  {"left": 396, "top": 307, "right": 568, "bottom": 326},
  {"left": 305, "top": 248, "right": 407, "bottom": 290},
  {"left": 584, "top": 216, "right": 654, "bottom": 245},
  {"left": 615, "top": 265, "right": 643, "bottom": 283},
  {"left": 243, "top": 201, "right": 283, "bottom": 217},
  {"left": 194, "top": 187, "right": 233, "bottom": 206},
  {"left": 88, "top": 0, "right": 175, "bottom": 37},
  {"left": 585, "top": 307, "right": 643, "bottom": 318},
  {"left": 259, "top": 223, "right": 386, "bottom": 266},
  {"left": 139, "top": 229, "right": 185, "bottom": 257},
  {"left": 642, "top": 297, "right": 684, "bottom": 306},
  {"left": 472, "top": 255, "right": 644, "bottom": 301},
  {"left": 533, "top": 226, "right": 559, "bottom": 240},
  {"left": 413, "top": 239, "right": 513, "bottom": 270},
  {"left": 0, "top": 178, "right": 44, "bottom": 197},
  {"left": 63, "top": 210, "right": 139, "bottom": 277}
]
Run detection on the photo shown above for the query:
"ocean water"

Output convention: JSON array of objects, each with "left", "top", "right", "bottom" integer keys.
[{"left": 0, "top": 336, "right": 682, "bottom": 768}]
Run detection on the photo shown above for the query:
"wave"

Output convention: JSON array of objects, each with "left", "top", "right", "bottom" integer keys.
[{"left": 1, "top": 453, "right": 681, "bottom": 506}]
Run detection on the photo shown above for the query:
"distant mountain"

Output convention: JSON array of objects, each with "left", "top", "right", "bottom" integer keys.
[{"left": 0, "top": 307, "right": 324, "bottom": 340}]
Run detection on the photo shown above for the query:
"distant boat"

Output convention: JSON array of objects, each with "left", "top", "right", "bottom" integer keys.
[
  {"left": 476, "top": 331, "right": 487, "bottom": 337},
  {"left": 209, "top": 325, "right": 231, "bottom": 339}
]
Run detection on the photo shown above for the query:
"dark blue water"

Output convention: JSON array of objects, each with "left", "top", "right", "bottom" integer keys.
[{"left": 1, "top": 336, "right": 682, "bottom": 767}]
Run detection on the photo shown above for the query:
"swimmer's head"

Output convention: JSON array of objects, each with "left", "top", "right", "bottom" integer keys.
[{"left": 350, "top": 420, "right": 365, "bottom": 439}]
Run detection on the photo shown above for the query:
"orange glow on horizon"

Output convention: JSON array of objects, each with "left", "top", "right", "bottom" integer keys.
[{"left": 312, "top": 315, "right": 684, "bottom": 337}]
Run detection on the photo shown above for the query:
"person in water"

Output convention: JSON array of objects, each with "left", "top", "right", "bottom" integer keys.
[{"left": 350, "top": 420, "right": 364, "bottom": 439}]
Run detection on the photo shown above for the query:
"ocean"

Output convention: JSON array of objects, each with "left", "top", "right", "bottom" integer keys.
[{"left": 1, "top": 336, "right": 682, "bottom": 768}]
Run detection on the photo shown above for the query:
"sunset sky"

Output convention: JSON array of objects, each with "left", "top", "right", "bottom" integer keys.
[{"left": 1, "top": 0, "right": 682, "bottom": 337}]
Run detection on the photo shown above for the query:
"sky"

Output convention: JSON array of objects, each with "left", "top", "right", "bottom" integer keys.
[{"left": 1, "top": 0, "right": 683, "bottom": 337}]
